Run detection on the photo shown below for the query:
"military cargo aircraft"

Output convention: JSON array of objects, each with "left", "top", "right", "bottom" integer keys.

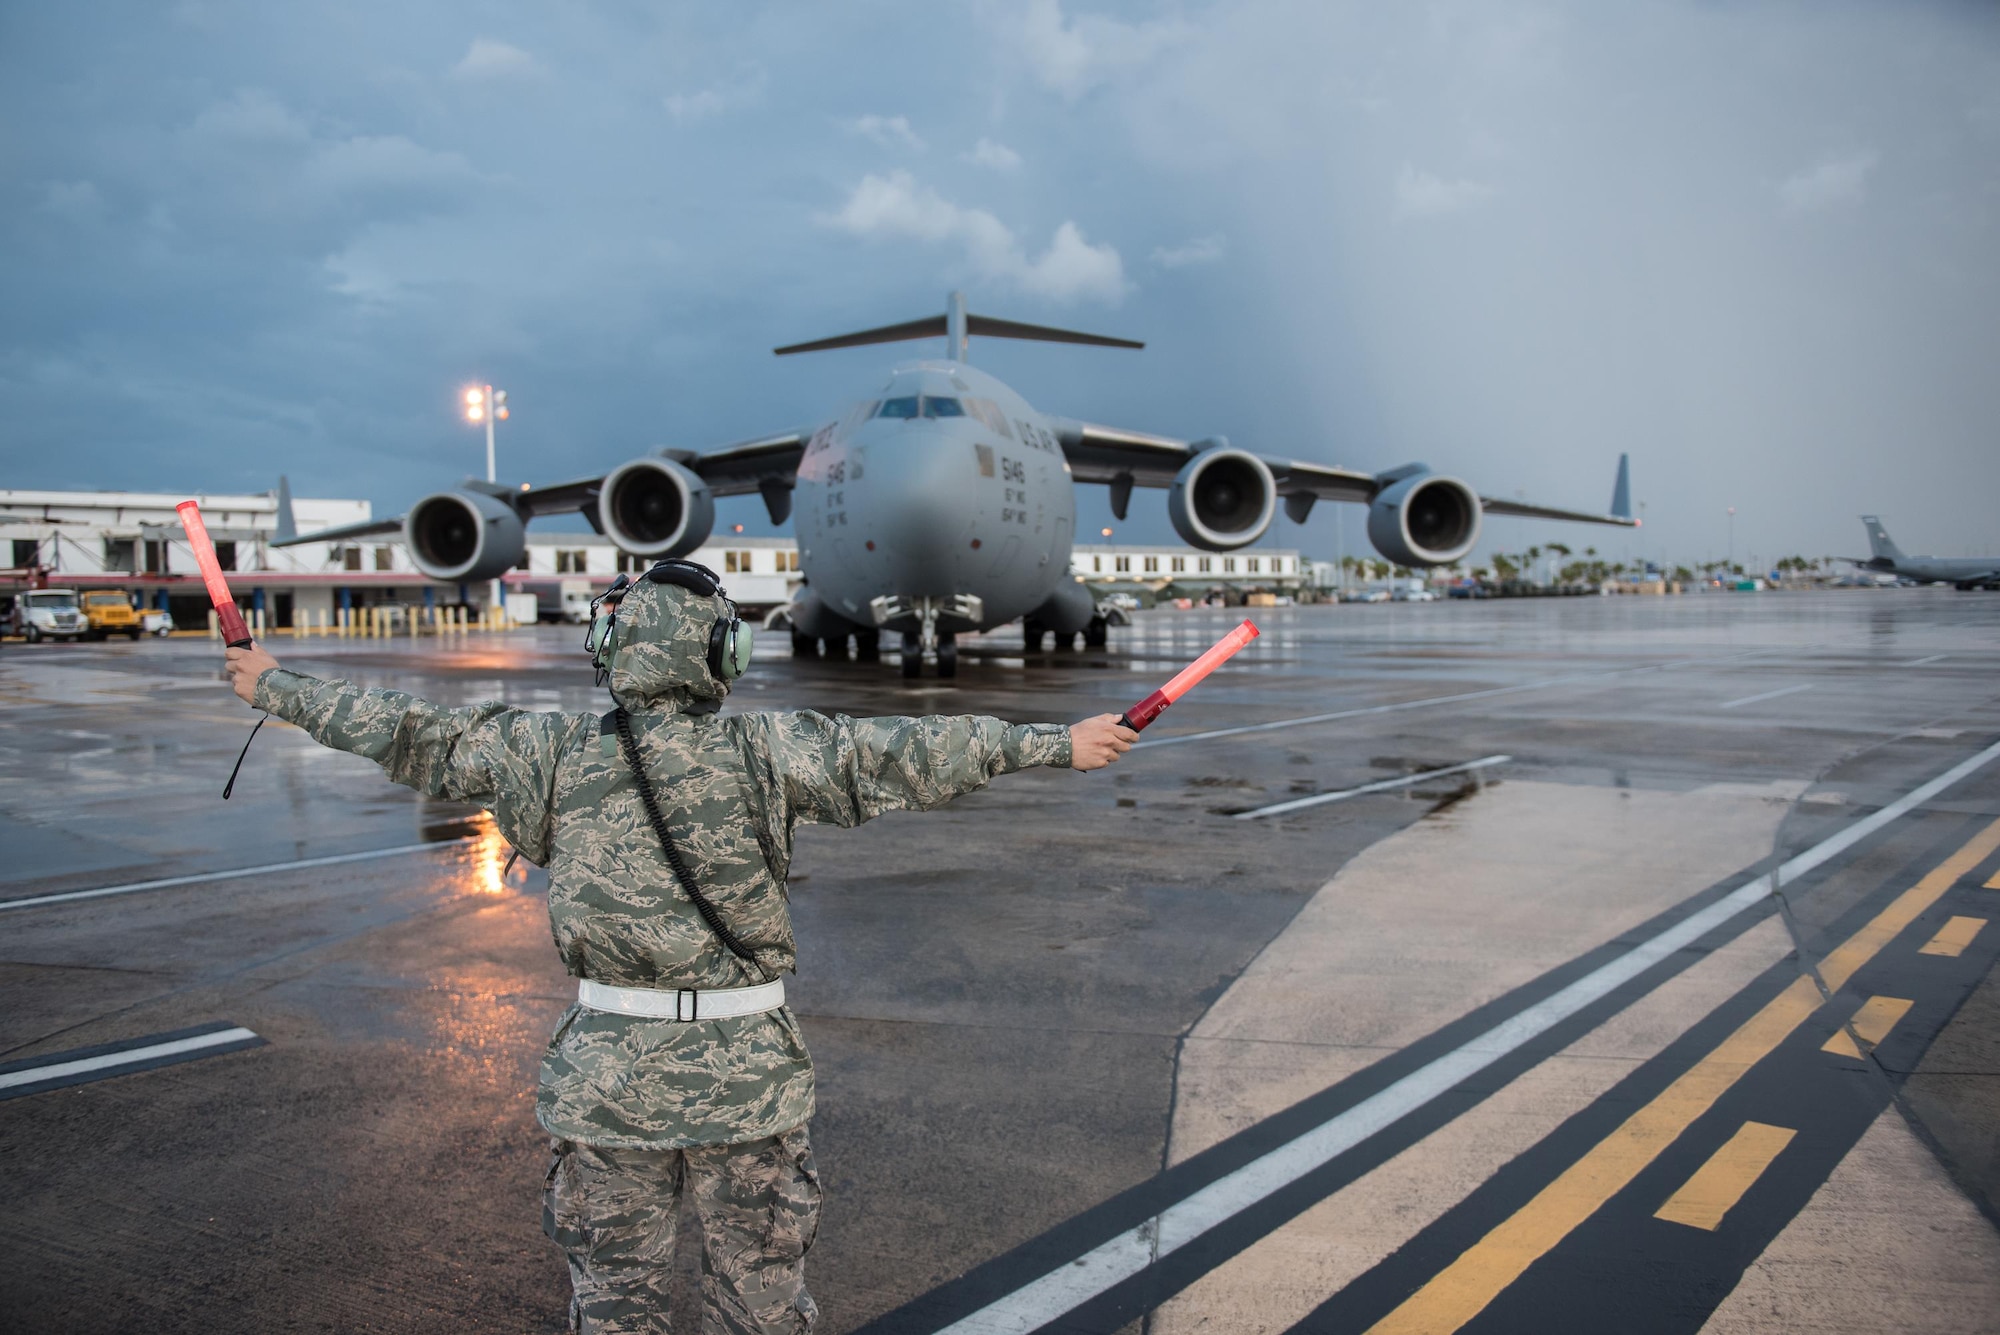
[
  {"left": 1854, "top": 517, "right": 1999, "bottom": 589},
  {"left": 280, "top": 293, "right": 1636, "bottom": 677}
]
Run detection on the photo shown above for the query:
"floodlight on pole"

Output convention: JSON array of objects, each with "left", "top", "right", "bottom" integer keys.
[{"left": 462, "top": 381, "right": 509, "bottom": 612}]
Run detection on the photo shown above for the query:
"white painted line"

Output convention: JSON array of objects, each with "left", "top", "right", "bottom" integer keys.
[
  {"left": 931, "top": 736, "right": 2000, "bottom": 1335},
  {"left": 1907, "top": 654, "right": 1947, "bottom": 667},
  {"left": 0, "top": 1027, "right": 260, "bottom": 1092},
  {"left": 1719, "top": 684, "right": 1813, "bottom": 711},
  {"left": 0, "top": 841, "right": 457, "bottom": 912},
  {"left": 1133, "top": 650, "right": 1777, "bottom": 751},
  {"left": 1234, "top": 756, "right": 1511, "bottom": 820}
]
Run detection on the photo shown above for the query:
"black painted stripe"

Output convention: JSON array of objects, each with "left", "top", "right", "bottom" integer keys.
[{"left": 1288, "top": 814, "right": 1997, "bottom": 1334}]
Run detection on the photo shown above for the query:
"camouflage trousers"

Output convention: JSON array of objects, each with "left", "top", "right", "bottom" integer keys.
[{"left": 543, "top": 1124, "right": 821, "bottom": 1335}]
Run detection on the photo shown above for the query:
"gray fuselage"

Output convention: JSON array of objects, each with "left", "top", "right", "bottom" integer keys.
[{"left": 792, "top": 360, "right": 1075, "bottom": 632}]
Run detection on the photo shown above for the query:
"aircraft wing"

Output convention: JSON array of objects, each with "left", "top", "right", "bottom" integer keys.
[
  {"left": 273, "top": 430, "right": 814, "bottom": 549},
  {"left": 1055, "top": 420, "right": 1633, "bottom": 524},
  {"left": 272, "top": 516, "right": 403, "bottom": 547},
  {"left": 1478, "top": 496, "right": 1637, "bottom": 527}
]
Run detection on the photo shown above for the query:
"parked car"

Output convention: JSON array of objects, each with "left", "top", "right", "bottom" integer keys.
[
  {"left": 11, "top": 589, "right": 90, "bottom": 642},
  {"left": 1393, "top": 588, "right": 1438, "bottom": 602},
  {"left": 139, "top": 607, "right": 175, "bottom": 636}
]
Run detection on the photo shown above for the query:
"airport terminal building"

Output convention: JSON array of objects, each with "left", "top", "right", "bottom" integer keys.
[{"left": 1, "top": 488, "right": 1305, "bottom": 627}]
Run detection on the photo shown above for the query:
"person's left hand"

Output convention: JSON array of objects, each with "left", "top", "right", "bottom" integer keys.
[{"left": 225, "top": 642, "right": 281, "bottom": 705}]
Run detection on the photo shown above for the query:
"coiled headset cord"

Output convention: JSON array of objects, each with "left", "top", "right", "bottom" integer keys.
[{"left": 612, "top": 706, "right": 773, "bottom": 983}]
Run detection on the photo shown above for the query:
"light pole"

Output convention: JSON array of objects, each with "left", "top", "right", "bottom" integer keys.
[
  {"left": 1726, "top": 506, "right": 1736, "bottom": 573},
  {"left": 465, "top": 384, "right": 510, "bottom": 613}
]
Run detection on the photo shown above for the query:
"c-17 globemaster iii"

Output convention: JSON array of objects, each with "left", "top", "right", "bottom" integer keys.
[
  {"left": 1854, "top": 516, "right": 1999, "bottom": 590},
  {"left": 279, "top": 293, "right": 1637, "bottom": 677}
]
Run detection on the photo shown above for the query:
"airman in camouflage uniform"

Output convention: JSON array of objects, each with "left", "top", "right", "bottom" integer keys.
[{"left": 225, "top": 566, "right": 1137, "bottom": 1334}]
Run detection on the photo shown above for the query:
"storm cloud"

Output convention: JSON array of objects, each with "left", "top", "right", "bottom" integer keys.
[{"left": 3, "top": 2, "right": 1996, "bottom": 567}]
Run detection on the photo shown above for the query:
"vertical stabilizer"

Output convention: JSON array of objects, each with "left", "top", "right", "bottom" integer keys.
[
  {"left": 947, "top": 291, "right": 968, "bottom": 362},
  {"left": 275, "top": 475, "right": 297, "bottom": 543},
  {"left": 1610, "top": 453, "right": 1632, "bottom": 521},
  {"left": 1861, "top": 515, "right": 1903, "bottom": 561}
]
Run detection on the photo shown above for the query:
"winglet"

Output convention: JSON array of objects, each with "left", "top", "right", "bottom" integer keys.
[
  {"left": 1610, "top": 453, "right": 1632, "bottom": 522},
  {"left": 275, "top": 475, "right": 297, "bottom": 543}
]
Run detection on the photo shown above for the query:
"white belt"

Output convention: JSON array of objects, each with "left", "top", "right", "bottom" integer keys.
[{"left": 577, "top": 977, "right": 785, "bottom": 1021}]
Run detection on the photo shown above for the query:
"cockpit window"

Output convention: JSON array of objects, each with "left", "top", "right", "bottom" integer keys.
[
  {"left": 920, "top": 396, "right": 965, "bottom": 418},
  {"left": 876, "top": 396, "right": 920, "bottom": 419}
]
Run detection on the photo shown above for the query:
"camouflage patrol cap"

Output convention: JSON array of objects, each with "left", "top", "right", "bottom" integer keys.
[{"left": 606, "top": 573, "right": 736, "bottom": 709}]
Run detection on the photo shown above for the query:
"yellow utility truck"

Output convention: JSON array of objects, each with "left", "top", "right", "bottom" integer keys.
[{"left": 79, "top": 590, "right": 144, "bottom": 640}]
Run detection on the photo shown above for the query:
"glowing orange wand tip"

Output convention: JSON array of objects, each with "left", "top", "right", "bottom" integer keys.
[
  {"left": 176, "top": 500, "right": 253, "bottom": 647},
  {"left": 1119, "top": 619, "right": 1259, "bottom": 732}
]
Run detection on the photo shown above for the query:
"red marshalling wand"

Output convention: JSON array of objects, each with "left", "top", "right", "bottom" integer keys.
[
  {"left": 1118, "top": 619, "right": 1260, "bottom": 732},
  {"left": 176, "top": 500, "right": 254, "bottom": 648}
]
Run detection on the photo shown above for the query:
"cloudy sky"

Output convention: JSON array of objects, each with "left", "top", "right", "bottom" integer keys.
[{"left": 4, "top": 1, "right": 1997, "bottom": 569}]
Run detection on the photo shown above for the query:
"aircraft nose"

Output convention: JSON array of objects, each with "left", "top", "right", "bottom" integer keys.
[{"left": 859, "top": 428, "right": 974, "bottom": 595}]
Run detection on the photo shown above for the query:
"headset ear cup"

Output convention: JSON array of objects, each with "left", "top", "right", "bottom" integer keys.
[
  {"left": 727, "top": 621, "right": 754, "bottom": 678},
  {"left": 708, "top": 618, "right": 752, "bottom": 680}
]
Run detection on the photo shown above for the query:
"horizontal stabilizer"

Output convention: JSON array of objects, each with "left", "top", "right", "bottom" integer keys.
[
  {"left": 776, "top": 292, "right": 1141, "bottom": 360},
  {"left": 963, "top": 314, "right": 1142, "bottom": 350}
]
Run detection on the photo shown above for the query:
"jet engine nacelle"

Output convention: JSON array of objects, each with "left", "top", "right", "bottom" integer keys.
[
  {"left": 405, "top": 490, "right": 527, "bottom": 583},
  {"left": 1167, "top": 446, "right": 1277, "bottom": 552},
  {"left": 598, "top": 457, "right": 715, "bottom": 559},
  {"left": 1366, "top": 473, "right": 1482, "bottom": 568}
]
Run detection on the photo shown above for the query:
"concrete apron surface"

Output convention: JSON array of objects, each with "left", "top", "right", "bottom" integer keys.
[{"left": 1154, "top": 776, "right": 2000, "bottom": 1335}]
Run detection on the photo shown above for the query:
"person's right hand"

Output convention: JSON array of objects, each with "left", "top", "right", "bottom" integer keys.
[{"left": 1070, "top": 714, "right": 1139, "bottom": 771}]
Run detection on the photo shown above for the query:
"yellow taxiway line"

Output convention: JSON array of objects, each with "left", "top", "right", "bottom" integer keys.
[
  {"left": 1821, "top": 995, "right": 1913, "bottom": 1059},
  {"left": 1364, "top": 814, "right": 2000, "bottom": 1335},
  {"left": 1654, "top": 1121, "right": 1798, "bottom": 1232}
]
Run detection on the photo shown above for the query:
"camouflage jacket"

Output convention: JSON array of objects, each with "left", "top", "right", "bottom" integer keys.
[{"left": 254, "top": 585, "right": 1069, "bottom": 1148}]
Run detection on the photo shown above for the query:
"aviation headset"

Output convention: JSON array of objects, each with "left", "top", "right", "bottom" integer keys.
[{"left": 585, "top": 559, "right": 755, "bottom": 686}]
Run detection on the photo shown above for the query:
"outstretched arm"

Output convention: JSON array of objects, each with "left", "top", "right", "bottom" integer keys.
[
  {"left": 225, "top": 644, "right": 576, "bottom": 865},
  {"left": 748, "top": 709, "right": 1130, "bottom": 830}
]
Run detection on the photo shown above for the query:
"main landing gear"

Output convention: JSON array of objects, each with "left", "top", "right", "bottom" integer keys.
[{"left": 1022, "top": 615, "right": 1106, "bottom": 653}]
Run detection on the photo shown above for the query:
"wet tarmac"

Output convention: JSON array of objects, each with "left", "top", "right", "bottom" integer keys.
[{"left": 2, "top": 590, "right": 1998, "bottom": 1333}]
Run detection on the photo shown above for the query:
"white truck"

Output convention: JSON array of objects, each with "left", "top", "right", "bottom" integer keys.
[{"left": 11, "top": 589, "right": 91, "bottom": 642}]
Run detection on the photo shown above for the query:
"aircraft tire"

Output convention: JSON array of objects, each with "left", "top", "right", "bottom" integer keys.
[
  {"left": 900, "top": 632, "right": 922, "bottom": 679},
  {"left": 937, "top": 634, "right": 958, "bottom": 679},
  {"left": 1023, "top": 619, "right": 1045, "bottom": 653},
  {"left": 855, "top": 629, "right": 881, "bottom": 661},
  {"left": 790, "top": 631, "right": 819, "bottom": 658},
  {"left": 1057, "top": 630, "right": 1078, "bottom": 651},
  {"left": 1084, "top": 615, "right": 1109, "bottom": 649},
  {"left": 821, "top": 634, "right": 849, "bottom": 660}
]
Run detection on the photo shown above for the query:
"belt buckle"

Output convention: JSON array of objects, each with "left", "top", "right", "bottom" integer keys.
[{"left": 675, "top": 988, "right": 698, "bottom": 1022}]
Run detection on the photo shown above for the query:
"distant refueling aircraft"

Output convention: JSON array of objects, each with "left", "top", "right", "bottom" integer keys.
[
  {"left": 280, "top": 293, "right": 1636, "bottom": 677},
  {"left": 1854, "top": 517, "right": 1998, "bottom": 589}
]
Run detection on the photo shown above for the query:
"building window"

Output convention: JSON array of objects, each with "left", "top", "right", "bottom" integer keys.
[
  {"left": 1198, "top": 556, "right": 1212, "bottom": 573},
  {"left": 556, "top": 550, "right": 590, "bottom": 574},
  {"left": 782, "top": 551, "right": 801, "bottom": 572},
  {"left": 1247, "top": 557, "right": 1260, "bottom": 574},
  {"left": 145, "top": 539, "right": 167, "bottom": 574},
  {"left": 1276, "top": 558, "right": 1288, "bottom": 574},
  {"left": 13, "top": 539, "right": 40, "bottom": 568},
  {"left": 103, "top": 538, "right": 136, "bottom": 572},
  {"left": 1115, "top": 555, "right": 1131, "bottom": 573},
  {"left": 1171, "top": 556, "right": 1185, "bottom": 573},
  {"left": 1143, "top": 555, "right": 1159, "bottom": 573},
  {"left": 617, "top": 551, "right": 646, "bottom": 573},
  {"left": 724, "top": 550, "right": 754, "bottom": 574},
  {"left": 1223, "top": 557, "right": 1237, "bottom": 573},
  {"left": 1092, "top": 556, "right": 1102, "bottom": 572},
  {"left": 342, "top": 546, "right": 362, "bottom": 572},
  {"left": 214, "top": 541, "right": 237, "bottom": 572},
  {"left": 375, "top": 546, "right": 395, "bottom": 571}
]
